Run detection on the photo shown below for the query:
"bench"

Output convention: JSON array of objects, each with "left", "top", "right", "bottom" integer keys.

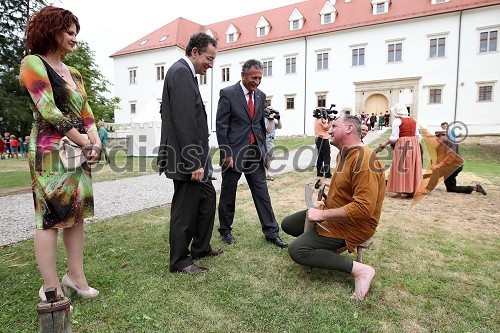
[
  {"left": 334, "top": 238, "right": 374, "bottom": 263},
  {"left": 304, "top": 180, "right": 374, "bottom": 263}
]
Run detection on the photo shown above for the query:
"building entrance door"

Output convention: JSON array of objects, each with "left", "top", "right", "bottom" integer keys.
[{"left": 364, "top": 93, "right": 389, "bottom": 116}]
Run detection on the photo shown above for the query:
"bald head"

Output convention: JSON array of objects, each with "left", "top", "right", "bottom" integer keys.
[{"left": 329, "top": 115, "right": 362, "bottom": 149}]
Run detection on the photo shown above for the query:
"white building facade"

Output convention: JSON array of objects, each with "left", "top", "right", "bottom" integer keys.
[{"left": 111, "top": 0, "right": 500, "bottom": 145}]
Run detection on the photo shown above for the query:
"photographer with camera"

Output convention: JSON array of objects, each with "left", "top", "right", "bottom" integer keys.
[
  {"left": 264, "top": 107, "right": 282, "bottom": 181},
  {"left": 313, "top": 105, "right": 336, "bottom": 178}
]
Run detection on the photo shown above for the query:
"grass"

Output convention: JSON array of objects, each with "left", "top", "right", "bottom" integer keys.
[
  {"left": 275, "top": 135, "right": 314, "bottom": 151},
  {"left": 0, "top": 137, "right": 315, "bottom": 196},
  {"left": 0, "top": 149, "right": 157, "bottom": 196},
  {"left": 368, "top": 131, "right": 500, "bottom": 185},
  {"left": 456, "top": 138, "right": 500, "bottom": 184},
  {"left": 0, "top": 133, "right": 498, "bottom": 332},
  {"left": 0, "top": 166, "right": 498, "bottom": 332}
]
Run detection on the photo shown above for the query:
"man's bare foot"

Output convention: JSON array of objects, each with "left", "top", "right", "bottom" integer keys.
[{"left": 350, "top": 261, "right": 375, "bottom": 301}]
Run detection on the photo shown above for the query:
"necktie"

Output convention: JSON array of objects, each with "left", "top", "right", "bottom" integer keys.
[{"left": 248, "top": 92, "right": 255, "bottom": 144}]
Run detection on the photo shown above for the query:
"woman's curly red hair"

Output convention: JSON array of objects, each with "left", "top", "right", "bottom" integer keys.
[{"left": 25, "top": 6, "right": 80, "bottom": 55}]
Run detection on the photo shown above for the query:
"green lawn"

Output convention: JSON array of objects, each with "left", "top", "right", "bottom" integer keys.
[
  {"left": 0, "top": 151, "right": 158, "bottom": 196},
  {"left": 275, "top": 135, "right": 314, "bottom": 151},
  {"left": 457, "top": 140, "right": 500, "bottom": 183},
  {"left": 0, "top": 134, "right": 498, "bottom": 332},
  {"left": 0, "top": 165, "right": 498, "bottom": 332},
  {"left": 2, "top": 134, "right": 497, "bottom": 195},
  {"left": 0, "top": 137, "right": 315, "bottom": 196},
  {"left": 369, "top": 132, "right": 500, "bottom": 185}
]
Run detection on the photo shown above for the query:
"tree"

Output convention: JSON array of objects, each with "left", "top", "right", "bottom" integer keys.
[
  {"left": 65, "top": 41, "right": 119, "bottom": 123},
  {"left": 0, "top": 0, "right": 46, "bottom": 135},
  {"left": 0, "top": 0, "right": 119, "bottom": 137}
]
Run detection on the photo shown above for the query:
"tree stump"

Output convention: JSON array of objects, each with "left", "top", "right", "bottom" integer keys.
[{"left": 36, "top": 288, "right": 72, "bottom": 333}]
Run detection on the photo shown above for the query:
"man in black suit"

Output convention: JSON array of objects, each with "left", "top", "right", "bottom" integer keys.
[
  {"left": 158, "top": 32, "right": 223, "bottom": 274},
  {"left": 216, "top": 59, "right": 288, "bottom": 248}
]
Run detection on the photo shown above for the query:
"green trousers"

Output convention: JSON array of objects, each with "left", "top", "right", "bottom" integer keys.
[{"left": 281, "top": 210, "right": 353, "bottom": 274}]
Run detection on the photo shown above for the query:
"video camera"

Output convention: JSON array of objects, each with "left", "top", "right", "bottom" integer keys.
[
  {"left": 313, "top": 104, "right": 338, "bottom": 120},
  {"left": 264, "top": 107, "right": 280, "bottom": 120}
]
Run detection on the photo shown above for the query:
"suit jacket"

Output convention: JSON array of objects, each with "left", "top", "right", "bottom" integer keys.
[
  {"left": 158, "top": 58, "right": 210, "bottom": 181},
  {"left": 216, "top": 82, "right": 267, "bottom": 172}
]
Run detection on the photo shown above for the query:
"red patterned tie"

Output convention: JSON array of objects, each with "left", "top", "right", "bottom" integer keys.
[{"left": 248, "top": 92, "right": 255, "bottom": 144}]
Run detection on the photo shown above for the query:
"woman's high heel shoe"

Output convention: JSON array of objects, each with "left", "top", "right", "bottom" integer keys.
[
  {"left": 61, "top": 274, "right": 99, "bottom": 298},
  {"left": 39, "top": 286, "right": 47, "bottom": 301},
  {"left": 38, "top": 286, "right": 60, "bottom": 301}
]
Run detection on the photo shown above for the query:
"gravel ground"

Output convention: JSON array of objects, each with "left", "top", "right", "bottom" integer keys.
[{"left": 0, "top": 131, "right": 383, "bottom": 246}]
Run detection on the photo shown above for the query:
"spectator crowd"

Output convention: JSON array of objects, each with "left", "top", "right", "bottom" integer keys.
[{"left": 1, "top": 132, "right": 29, "bottom": 159}]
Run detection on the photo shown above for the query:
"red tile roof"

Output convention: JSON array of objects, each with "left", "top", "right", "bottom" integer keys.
[
  {"left": 111, "top": 0, "right": 500, "bottom": 58},
  {"left": 111, "top": 17, "right": 204, "bottom": 57}
]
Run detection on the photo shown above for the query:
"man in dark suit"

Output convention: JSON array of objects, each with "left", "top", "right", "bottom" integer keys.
[
  {"left": 158, "top": 32, "right": 223, "bottom": 274},
  {"left": 216, "top": 59, "right": 288, "bottom": 248}
]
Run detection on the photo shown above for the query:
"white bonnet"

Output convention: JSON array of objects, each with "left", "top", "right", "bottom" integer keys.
[{"left": 390, "top": 103, "right": 408, "bottom": 117}]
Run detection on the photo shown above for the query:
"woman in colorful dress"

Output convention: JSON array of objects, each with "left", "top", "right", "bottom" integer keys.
[
  {"left": 378, "top": 103, "right": 422, "bottom": 197},
  {"left": 19, "top": 6, "right": 101, "bottom": 302}
]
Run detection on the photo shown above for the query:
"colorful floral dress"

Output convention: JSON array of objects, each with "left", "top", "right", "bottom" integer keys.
[{"left": 19, "top": 55, "right": 97, "bottom": 229}]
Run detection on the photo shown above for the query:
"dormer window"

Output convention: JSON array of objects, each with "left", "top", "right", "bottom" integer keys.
[
  {"left": 256, "top": 16, "right": 271, "bottom": 37},
  {"left": 289, "top": 8, "right": 305, "bottom": 31},
  {"left": 432, "top": 0, "right": 449, "bottom": 4},
  {"left": 159, "top": 36, "right": 168, "bottom": 42},
  {"left": 139, "top": 39, "right": 148, "bottom": 46},
  {"left": 206, "top": 29, "right": 218, "bottom": 40},
  {"left": 371, "top": 0, "right": 390, "bottom": 15},
  {"left": 320, "top": 1, "right": 337, "bottom": 25},
  {"left": 225, "top": 23, "right": 240, "bottom": 43}
]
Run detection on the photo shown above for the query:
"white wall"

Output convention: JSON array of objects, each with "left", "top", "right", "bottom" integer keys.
[
  {"left": 113, "top": 5, "right": 500, "bottom": 138},
  {"left": 113, "top": 47, "right": 185, "bottom": 124},
  {"left": 456, "top": 6, "right": 500, "bottom": 134},
  {"left": 207, "top": 38, "right": 308, "bottom": 136}
]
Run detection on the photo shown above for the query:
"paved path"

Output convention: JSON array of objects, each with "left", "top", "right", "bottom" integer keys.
[{"left": 0, "top": 130, "right": 385, "bottom": 246}]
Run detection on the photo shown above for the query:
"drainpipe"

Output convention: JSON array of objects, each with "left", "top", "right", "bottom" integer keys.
[
  {"left": 303, "top": 36, "right": 308, "bottom": 135},
  {"left": 454, "top": 10, "right": 463, "bottom": 122},
  {"left": 210, "top": 68, "right": 214, "bottom": 131}
]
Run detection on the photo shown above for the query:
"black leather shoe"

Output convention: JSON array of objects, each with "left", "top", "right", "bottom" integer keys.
[
  {"left": 192, "top": 249, "right": 224, "bottom": 260},
  {"left": 266, "top": 236, "right": 288, "bottom": 248},
  {"left": 221, "top": 233, "right": 236, "bottom": 244},
  {"left": 170, "top": 263, "right": 208, "bottom": 274}
]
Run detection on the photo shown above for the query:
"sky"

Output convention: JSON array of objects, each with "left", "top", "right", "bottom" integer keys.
[{"left": 59, "top": 0, "right": 302, "bottom": 90}]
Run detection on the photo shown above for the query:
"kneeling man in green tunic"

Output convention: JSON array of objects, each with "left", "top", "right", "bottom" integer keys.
[{"left": 281, "top": 115, "right": 386, "bottom": 300}]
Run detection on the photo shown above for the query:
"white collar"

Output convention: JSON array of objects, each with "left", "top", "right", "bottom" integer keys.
[
  {"left": 240, "top": 81, "right": 251, "bottom": 96},
  {"left": 183, "top": 56, "right": 196, "bottom": 77}
]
